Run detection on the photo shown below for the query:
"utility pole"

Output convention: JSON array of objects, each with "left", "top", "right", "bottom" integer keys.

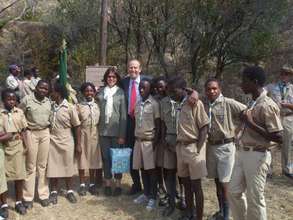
[{"left": 99, "top": 0, "right": 108, "bottom": 65}]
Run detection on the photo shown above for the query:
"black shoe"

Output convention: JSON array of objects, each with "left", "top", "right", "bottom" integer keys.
[
  {"left": 15, "top": 203, "right": 27, "bottom": 215},
  {"left": 112, "top": 187, "right": 122, "bottom": 197},
  {"left": 40, "top": 199, "right": 50, "bottom": 207},
  {"left": 66, "top": 192, "right": 77, "bottom": 204},
  {"left": 210, "top": 211, "right": 224, "bottom": 220},
  {"left": 78, "top": 185, "right": 87, "bottom": 196},
  {"left": 22, "top": 200, "right": 33, "bottom": 210},
  {"left": 162, "top": 204, "right": 175, "bottom": 217},
  {"left": 176, "top": 197, "right": 187, "bottom": 210},
  {"left": 0, "top": 206, "right": 9, "bottom": 219},
  {"left": 104, "top": 186, "right": 112, "bottom": 196},
  {"left": 159, "top": 196, "right": 169, "bottom": 207},
  {"left": 178, "top": 213, "right": 195, "bottom": 220},
  {"left": 127, "top": 185, "right": 142, "bottom": 195},
  {"left": 49, "top": 192, "right": 58, "bottom": 205},
  {"left": 89, "top": 185, "right": 98, "bottom": 196}
]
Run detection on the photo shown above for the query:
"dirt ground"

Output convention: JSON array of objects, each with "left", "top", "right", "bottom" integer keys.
[{"left": 6, "top": 149, "right": 293, "bottom": 220}]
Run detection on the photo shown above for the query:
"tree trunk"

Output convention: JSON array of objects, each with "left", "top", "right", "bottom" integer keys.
[{"left": 99, "top": 0, "right": 108, "bottom": 65}]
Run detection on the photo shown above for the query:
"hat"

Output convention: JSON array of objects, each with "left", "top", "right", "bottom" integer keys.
[{"left": 281, "top": 65, "right": 293, "bottom": 75}]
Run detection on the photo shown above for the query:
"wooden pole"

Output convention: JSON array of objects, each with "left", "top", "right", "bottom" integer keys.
[{"left": 99, "top": 0, "right": 108, "bottom": 65}]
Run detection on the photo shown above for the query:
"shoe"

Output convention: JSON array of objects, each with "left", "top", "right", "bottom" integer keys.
[
  {"left": 146, "top": 199, "right": 156, "bottom": 211},
  {"left": 0, "top": 206, "right": 9, "bottom": 219},
  {"left": 178, "top": 213, "right": 195, "bottom": 220},
  {"left": 104, "top": 187, "right": 112, "bottom": 196},
  {"left": 162, "top": 204, "right": 175, "bottom": 217},
  {"left": 158, "top": 185, "right": 166, "bottom": 195},
  {"left": 112, "top": 187, "right": 122, "bottom": 197},
  {"left": 127, "top": 185, "right": 142, "bottom": 195},
  {"left": 78, "top": 185, "right": 87, "bottom": 196},
  {"left": 66, "top": 192, "right": 77, "bottom": 204},
  {"left": 49, "top": 192, "right": 58, "bottom": 205},
  {"left": 176, "top": 197, "right": 187, "bottom": 210},
  {"left": 133, "top": 194, "right": 148, "bottom": 204},
  {"left": 158, "top": 195, "right": 169, "bottom": 207},
  {"left": 284, "top": 172, "right": 293, "bottom": 179},
  {"left": 210, "top": 211, "right": 224, "bottom": 220},
  {"left": 22, "top": 200, "right": 33, "bottom": 209},
  {"left": 15, "top": 203, "right": 27, "bottom": 215},
  {"left": 89, "top": 185, "right": 98, "bottom": 196},
  {"left": 40, "top": 199, "right": 50, "bottom": 207}
]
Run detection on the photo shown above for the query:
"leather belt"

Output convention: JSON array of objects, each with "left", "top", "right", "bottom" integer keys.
[
  {"left": 208, "top": 137, "right": 234, "bottom": 145},
  {"left": 242, "top": 146, "right": 268, "bottom": 152},
  {"left": 177, "top": 140, "right": 197, "bottom": 145},
  {"left": 136, "top": 137, "right": 153, "bottom": 142}
]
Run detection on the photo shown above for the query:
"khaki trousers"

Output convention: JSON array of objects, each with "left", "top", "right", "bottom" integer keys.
[
  {"left": 282, "top": 116, "right": 293, "bottom": 175},
  {"left": 23, "top": 129, "right": 50, "bottom": 201},
  {"left": 228, "top": 149, "right": 271, "bottom": 220}
]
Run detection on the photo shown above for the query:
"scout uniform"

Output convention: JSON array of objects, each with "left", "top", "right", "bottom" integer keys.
[
  {"left": 0, "top": 115, "right": 7, "bottom": 194},
  {"left": 176, "top": 99, "right": 209, "bottom": 180},
  {"left": 19, "top": 93, "right": 51, "bottom": 201},
  {"left": 266, "top": 78, "right": 293, "bottom": 176},
  {"left": 133, "top": 95, "right": 160, "bottom": 170},
  {"left": 76, "top": 100, "right": 102, "bottom": 170},
  {"left": 160, "top": 96, "right": 178, "bottom": 169},
  {"left": 21, "top": 79, "right": 34, "bottom": 98},
  {"left": 97, "top": 87, "right": 127, "bottom": 179},
  {"left": 47, "top": 99, "right": 81, "bottom": 178},
  {"left": 204, "top": 94, "right": 246, "bottom": 183},
  {"left": 1, "top": 107, "right": 27, "bottom": 181},
  {"left": 229, "top": 91, "right": 283, "bottom": 220}
]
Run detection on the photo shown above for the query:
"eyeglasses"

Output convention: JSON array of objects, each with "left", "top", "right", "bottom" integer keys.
[{"left": 108, "top": 75, "right": 117, "bottom": 79}]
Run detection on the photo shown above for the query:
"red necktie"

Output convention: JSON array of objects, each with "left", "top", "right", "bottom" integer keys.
[{"left": 129, "top": 80, "right": 137, "bottom": 118}]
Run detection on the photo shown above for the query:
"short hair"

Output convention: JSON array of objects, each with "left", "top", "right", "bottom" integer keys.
[
  {"left": 103, "top": 67, "right": 122, "bottom": 87},
  {"left": 204, "top": 78, "right": 221, "bottom": 88},
  {"left": 167, "top": 75, "right": 187, "bottom": 89},
  {"left": 80, "top": 82, "right": 96, "bottom": 93},
  {"left": 140, "top": 77, "right": 152, "bottom": 86},
  {"left": 152, "top": 76, "right": 166, "bottom": 87},
  {"left": 36, "top": 80, "right": 50, "bottom": 93},
  {"left": 52, "top": 81, "right": 68, "bottom": 99},
  {"left": 24, "top": 69, "right": 32, "bottom": 77},
  {"left": 242, "top": 66, "right": 266, "bottom": 87},
  {"left": 1, "top": 88, "right": 16, "bottom": 101},
  {"left": 127, "top": 59, "right": 141, "bottom": 68}
]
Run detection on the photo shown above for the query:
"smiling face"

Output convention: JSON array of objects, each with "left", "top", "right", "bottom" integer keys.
[
  {"left": 205, "top": 81, "right": 221, "bottom": 102},
  {"left": 106, "top": 71, "right": 118, "bottom": 88},
  {"left": 83, "top": 85, "right": 95, "bottom": 102},
  {"left": 128, "top": 60, "right": 141, "bottom": 79},
  {"left": 156, "top": 80, "right": 166, "bottom": 96},
  {"left": 139, "top": 80, "right": 151, "bottom": 100},
  {"left": 35, "top": 82, "right": 49, "bottom": 99}
]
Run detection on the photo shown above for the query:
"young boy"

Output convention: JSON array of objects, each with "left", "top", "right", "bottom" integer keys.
[
  {"left": 132, "top": 78, "right": 161, "bottom": 211},
  {"left": 229, "top": 66, "right": 283, "bottom": 220},
  {"left": 168, "top": 76, "right": 209, "bottom": 220},
  {"left": 1, "top": 89, "right": 28, "bottom": 215}
]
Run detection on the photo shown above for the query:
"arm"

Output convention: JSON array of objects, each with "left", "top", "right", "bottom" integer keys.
[
  {"left": 118, "top": 93, "right": 127, "bottom": 145},
  {"left": 197, "top": 125, "right": 208, "bottom": 153},
  {"left": 280, "top": 102, "right": 293, "bottom": 111},
  {"left": 0, "top": 132, "right": 13, "bottom": 142},
  {"left": 73, "top": 125, "right": 82, "bottom": 157},
  {"left": 153, "top": 118, "right": 161, "bottom": 147}
]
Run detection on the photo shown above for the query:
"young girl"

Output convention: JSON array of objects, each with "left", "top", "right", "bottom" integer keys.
[
  {"left": 47, "top": 81, "right": 81, "bottom": 204},
  {"left": 77, "top": 82, "right": 102, "bottom": 196},
  {"left": 1, "top": 89, "right": 28, "bottom": 215}
]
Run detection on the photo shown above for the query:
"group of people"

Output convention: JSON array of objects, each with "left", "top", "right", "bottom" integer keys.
[{"left": 0, "top": 59, "right": 292, "bottom": 220}]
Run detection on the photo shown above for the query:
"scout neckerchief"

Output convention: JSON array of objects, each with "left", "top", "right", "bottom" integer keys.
[
  {"left": 208, "top": 94, "right": 223, "bottom": 131},
  {"left": 2, "top": 108, "right": 18, "bottom": 132},
  {"left": 138, "top": 97, "right": 152, "bottom": 128},
  {"left": 278, "top": 81, "right": 289, "bottom": 101},
  {"left": 170, "top": 99, "right": 177, "bottom": 130},
  {"left": 175, "top": 96, "right": 187, "bottom": 134},
  {"left": 52, "top": 99, "right": 67, "bottom": 129},
  {"left": 81, "top": 98, "right": 96, "bottom": 128},
  {"left": 104, "top": 85, "right": 118, "bottom": 124}
]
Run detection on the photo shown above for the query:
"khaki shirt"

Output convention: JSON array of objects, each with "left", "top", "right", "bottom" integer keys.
[
  {"left": 19, "top": 94, "right": 51, "bottom": 130},
  {"left": 203, "top": 95, "right": 246, "bottom": 142},
  {"left": 160, "top": 96, "right": 177, "bottom": 135},
  {"left": 50, "top": 100, "right": 80, "bottom": 130},
  {"left": 76, "top": 101, "right": 100, "bottom": 129},
  {"left": 0, "top": 115, "right": 4, "bottom": 148},
  {"left": 240, "top": 91, "right": 283, "bottom": 149},
  {"left": 266, "top": 82, "right": 293, "bottom": 115},
  {"left": 135, "top": 95, "right": 160, "bottom": 139},
  {"left": 177, "top": 100, "right": 209, "bottom": 142}
]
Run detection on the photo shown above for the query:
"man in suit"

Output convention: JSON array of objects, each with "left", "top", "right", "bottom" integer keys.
[{"left": 122, "top": 59, "right": 145, "bottom": 195}]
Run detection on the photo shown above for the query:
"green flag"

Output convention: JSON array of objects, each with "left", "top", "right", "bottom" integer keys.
[{"left": 58, "top": 39, "right": 67, "bottom": 87}]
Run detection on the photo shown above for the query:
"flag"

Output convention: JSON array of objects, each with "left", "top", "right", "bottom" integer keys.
[{"left": 58, "top": 39, "right": 67, "bottom": 87}]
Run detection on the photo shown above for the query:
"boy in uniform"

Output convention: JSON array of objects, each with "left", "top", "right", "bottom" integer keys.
[
  {"left": 132, "top": 78, "right": 161, "bottom": 211},
  {"left": 169, "top": 76, "right": 209, "bottom": 220},
  {"left": 229, "top": 66, "right": 283, "bottom": 220}
]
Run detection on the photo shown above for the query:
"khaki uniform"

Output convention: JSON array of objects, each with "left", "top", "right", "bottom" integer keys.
[
  {"left": 76, "top": 101, "right": 102, "bottom": 170},
  {"left": 266, "top": 82, "right": 293, "bottom": 175},
  {"left": 21, "top": 79, "right": 34, "bottom": 98},
  {"left": 19, "top": 94, "right": 51, "bottom": 201},
  {"left": 133, "top": 96, "right": 160, "bottom": 170},
  {"left": 204, "top": 95, "right": 246, "bottom": 183},
  {"left": 176, "top": 100, "right": 209, "bottom": 180},
  {"left": 0, "top": 115, "right": 7, "bottom": 194},
  {"left": 229, "top": 91, "right": 283, "bottom": 220},
  {"left": 1, "top": 107, "right": 27, "bottom": 181},
  {"left": 160, "top": 97, "right": 178, "bottom": 169},
  {"left": 47, "top": 100, "right": 81, "bottom": 178}
]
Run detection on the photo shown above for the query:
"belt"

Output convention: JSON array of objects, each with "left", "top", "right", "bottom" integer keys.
[
  {"left": 136, "top": 137, "right": 153, "bottom": 142},
  {"left": 242, "top": 146, "right": 268, "bottom": 152},
  {"left": 27, "top": 127, "right": 49, "bottom": 131},
  {"left": 177, "top": 140, "right": 197, "bottom": 145},
  {"left": 208, "top": 137, "right": 234, "bottom": 145}
]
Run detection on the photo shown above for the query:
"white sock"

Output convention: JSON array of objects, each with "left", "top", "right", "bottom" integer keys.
[
  {"left": 89, "top": 183, "right": 95, "bottom": 187},
  {"left": 1, "top": 204, "right": 8, "bottom": 208},
  {"left": 80, "top": 183, "right": 86, "bottom": 187},
  {"left": 67, "top": 190, "right": 74, "bottom": 194},
  {"left": 51, "top": 191, "right": 58, "bottom": 194},
  {"left": 15, "top": 201, "right": 22, "bottom": 205}
]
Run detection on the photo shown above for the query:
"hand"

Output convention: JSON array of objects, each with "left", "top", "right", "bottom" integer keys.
[
  {"left": 75, "top": 144, "right": 82, "bottom": 158},
  {"left": 280, "top": 102, "right": 290, "bottom": 109},
  {"left": 117, "top": 138, "right": 125, "bottom": 145},
  {"left": 187, "top": 89, "right": 199, "bottom": 107}
]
